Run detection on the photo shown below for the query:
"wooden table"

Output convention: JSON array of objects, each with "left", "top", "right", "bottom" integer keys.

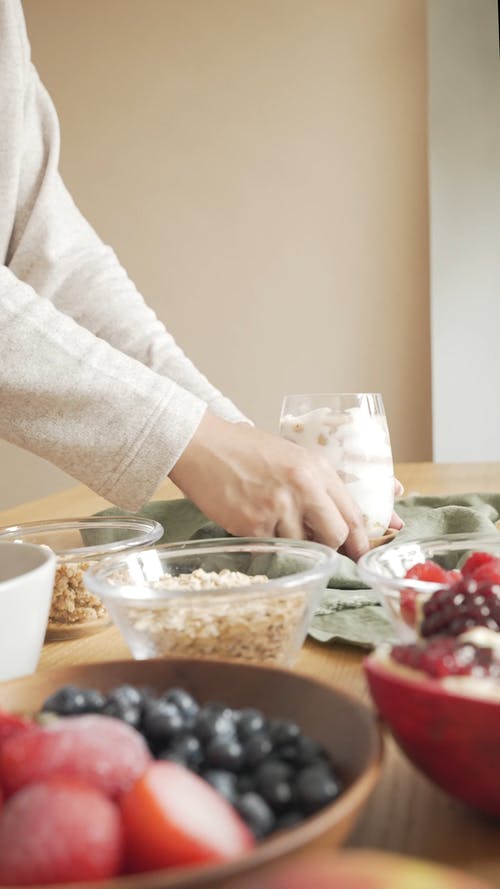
[{"left": 1, "top": 462, "right": 500, "bottom": 883}]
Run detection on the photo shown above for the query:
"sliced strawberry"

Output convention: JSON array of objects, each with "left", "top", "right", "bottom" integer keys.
[
  {"left": 0, "top": 778, "right": 123, "bottom": 885},
  {"left": 121, "top": 761, "right": 254, "bottom": 872},
  {"left": 461, "top": 551, "right": 497, "bottom": 579},
  {"left": 404, "top": 561, "right": 449, "bottom": 584},
  {"left": 400, "top": 589, "right": 417, "bottom": 627},
  {"left": 444, "top": 569, "right": 461, "bottom": 585},
  {"left": 0, "top": 711, "right": 34, "bottom": 745},
  {"left": 0, "top": 714, "right": 151, "bottom": 799},
  {"left": 468, "top": 559, "right": 500, "bottom": 586}
]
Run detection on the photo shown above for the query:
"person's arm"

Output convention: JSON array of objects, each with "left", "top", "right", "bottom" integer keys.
[
  {"left": 1, "top": 1, "right": 370, "bottom": 558},
  {"left": 0, "top": 264, "right": 208, "bottom": 510},
  {"left": 7, "top": 10, "right": 247, "bottom": 425}
]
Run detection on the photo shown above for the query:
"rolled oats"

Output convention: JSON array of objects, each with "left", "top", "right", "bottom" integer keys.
[{"left": 118, "top": 567, "right": 308, "bottom": 665}]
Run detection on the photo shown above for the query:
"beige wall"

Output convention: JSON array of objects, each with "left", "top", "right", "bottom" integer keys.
[{"left": 1, "top": 0, "right": 431, "bottom": 509}]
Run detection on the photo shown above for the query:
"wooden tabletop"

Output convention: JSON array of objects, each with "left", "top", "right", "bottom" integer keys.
[{"left": 1, "top": 462, "right": 500, "bottom": 883}]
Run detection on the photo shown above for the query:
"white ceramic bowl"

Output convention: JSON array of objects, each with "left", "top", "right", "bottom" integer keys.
[{"left": 0, "top": 542, "right": 56, "bottom": 680}]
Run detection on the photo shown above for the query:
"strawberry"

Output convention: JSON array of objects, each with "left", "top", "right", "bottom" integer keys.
[
  {"left": 404, "top": 561, "right": 449, "bottom": 584},
  {"left": 444, "top": 569, "right": 461, "bottom": 585},
  {"left": 0, "top": 711, "right": 33, "bottom": 746},
  {"left": 0, "top": 714, "right": 151, "bottom": 799},
  {"left": 461, "top": 551, "right": 497, "bottom": 579},
  {"left": 400, "top": 589, "right": 417, "bottom": 627},
  {"left": 121, "top": 761, "right": 254, "bottom": 872},
  {"left": 0, "top": 778, "right": 123, "bottom": 885},
  {"left": 401, "top": 562, "right": 452, "bottom": 628},
  {"left": 466, "top": 559, "right": 500, "bottom": 586}
]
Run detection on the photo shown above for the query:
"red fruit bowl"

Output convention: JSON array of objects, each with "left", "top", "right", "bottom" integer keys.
[{"left": 364, "top": 652, "right": 500, "bottom": 817}]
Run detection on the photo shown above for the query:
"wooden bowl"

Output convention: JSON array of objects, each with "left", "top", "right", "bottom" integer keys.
[
  {"left": 0, "top": 658, "right": 383, "bottom": 889},
  {"left": 369, "top": 529, "right": 398, "bottom": 550},
  {"left": 45, "top": 614, "right": 110, "bottom": 642}
]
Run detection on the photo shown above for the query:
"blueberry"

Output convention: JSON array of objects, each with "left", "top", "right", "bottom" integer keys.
[
  {"left": 275, "top": 810, "right": 304, "bottom": 830},
  {"left": 206, "top": 736, "right": 245, "bottom": 772},
  {"left": 106, "top": 684, "right": 143, "bottom": 709},
  {"left": 235, "top": 792, "right": 275, "bottom": 839},
  {"left": 163, "top": 734, "right": 204, "bottom": 769},
  {"left": 203, "top": 769, "right": 238, "bottom": 803},
  {"left": 237, "top": 773, "right": 255, "bottom": 795},
  {"left": 255, "top": 759, "right": 293, "bottom": 790},
  {"left": 279, "top": 735, "right": 325, "bottom": 767},
  {"left": 269, "top": 719, "right": 301, "bottom": 747},
  {"left": 244, "top": 733, "right": 273, "bottom": 768},
  {"left": 295, "top": 764, "right": 342, "bottom": 813},
  {"left": 295, "top": 736, "right": 326, "bottom": 766},
  {"left": 142, "top": 699, "right": 185, "bottom": 749},
  {"left": 80, "top": 689, "right": 107, "bottom": 713},
  {"left": 278, "top": 743, "right": 299, "bottom": 764},
  {"left": 255, "top": 760, "right": 295, "bottom": 812},
  {"left": 236, "top": 708, "right": 267, "bottom": 741},
  {"left": 195, "top": 705, "right": 235, "bottom": 743},
  {"left": 41, "top": 685, "right": 89, "bottom": 716},
  {"left": 263, "top": 779, "right": 294, "bottom": 812},
  {"left": 102, "top": 685, "right": 144, "bottom": 727},
  {"left": 163, "top": 688, "right": 199, "bottom": 724},
  {"left": 102, "top": 699, "right": 141, "bottom": 729}
]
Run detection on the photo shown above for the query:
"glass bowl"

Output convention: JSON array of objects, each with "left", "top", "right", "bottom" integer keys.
[
  {"left": 0, "top": 516, "right": 164, "bottom": 639},
  {"left": 357, "top": 532, "right": 500, "bottom": 642},
  {"left": 84, "top": 537, "right": 339, "bottom": 666}
]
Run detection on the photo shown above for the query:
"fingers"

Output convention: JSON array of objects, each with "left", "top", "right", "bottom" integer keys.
[
  {"left": 394, "top": 478, "right": 404, "bottom": 497},
  {"left": 274, "top": 516, "right": 306, "bottom": 540},
  {"left": 276, "top": 458, "right": 370, "bottom": 559},
  {"left": 303, "top": 493, "right": 350, "bottom": 551},
  {"left": 391, "top": 478, "right": 405, "bottom": 530},
  {"left": 389, "top": 510, "right": 404, "bottom": 530},
  {"left": 324, "top": 477, "right": 369, "bottom": 561}
]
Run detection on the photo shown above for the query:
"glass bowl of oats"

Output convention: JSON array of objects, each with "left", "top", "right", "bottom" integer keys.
[
  {"left": 0, "top": 516, "right": 164, "bottom": 641},
  {"left": 84, "top": 537, "right": 339, "bottom": 666}
]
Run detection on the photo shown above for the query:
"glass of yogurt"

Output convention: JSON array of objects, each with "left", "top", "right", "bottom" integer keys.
[{"left": 279, "top": 393, "right": 394, "bottom": 539}]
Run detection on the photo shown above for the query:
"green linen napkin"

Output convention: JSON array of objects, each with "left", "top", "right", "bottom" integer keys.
[{"left": 97, "top": 492, "right": 500, "bottom": 650}]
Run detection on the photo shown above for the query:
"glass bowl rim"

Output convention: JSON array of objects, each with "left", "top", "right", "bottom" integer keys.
[
  {"left": 84, "top": 536, "right": 338, "bottom": 603},
  {"left": 281, "top": 391, "right": 383, "bottom": 400},
  {"left": 0, "top": 515, "right": 164, "bottom": 560},
  {"left": 358, "top": 531, "right": 500, "bottom": 597}
]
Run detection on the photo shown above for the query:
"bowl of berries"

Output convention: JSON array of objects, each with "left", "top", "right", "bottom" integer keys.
[
  {"left": 360, "top": 535, "right": 500, "bottom": 816},
  {"left": 0, "top": 657, "right": 381, "bottom": 888},
  {"left": 358, "top": 532, "right": 500, "bottom": 641}
]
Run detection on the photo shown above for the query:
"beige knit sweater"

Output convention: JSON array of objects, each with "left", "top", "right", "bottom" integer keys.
[{"left": 0, "top": 0, "right": 247, "bottom": 510}]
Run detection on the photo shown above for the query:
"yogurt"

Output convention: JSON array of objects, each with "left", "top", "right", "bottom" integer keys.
[{"left": 280, "top": 405, "right": 394, "bottom": 538}]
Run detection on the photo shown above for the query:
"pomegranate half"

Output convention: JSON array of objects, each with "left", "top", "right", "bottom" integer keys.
[{"left": 364, "top": 652, "right": 500, "bottom": 816}]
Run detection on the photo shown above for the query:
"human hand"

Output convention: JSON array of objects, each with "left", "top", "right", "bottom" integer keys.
[
  {"left": 170, "top": 412, "right": 370, "bottom": 561},
  {"left": 389, "top": 478, "right": 405, "bottom": 531}
]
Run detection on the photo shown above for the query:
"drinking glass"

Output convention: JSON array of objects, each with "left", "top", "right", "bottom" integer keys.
[{"left": 279, "top": 393, "right": 394, "bottom": 539}]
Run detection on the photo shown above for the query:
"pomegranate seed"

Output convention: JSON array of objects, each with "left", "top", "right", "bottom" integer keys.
[{"left": 420, "top": 580, "right": 500, "bottom": 638}]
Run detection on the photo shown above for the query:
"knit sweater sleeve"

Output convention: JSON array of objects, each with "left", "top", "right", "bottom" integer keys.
[
  {"left": 0, "top": 1, "right": 248, "bottom": 509},
  {"left": 0, "top": 266, "right": 206, "bottom": 510}
]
